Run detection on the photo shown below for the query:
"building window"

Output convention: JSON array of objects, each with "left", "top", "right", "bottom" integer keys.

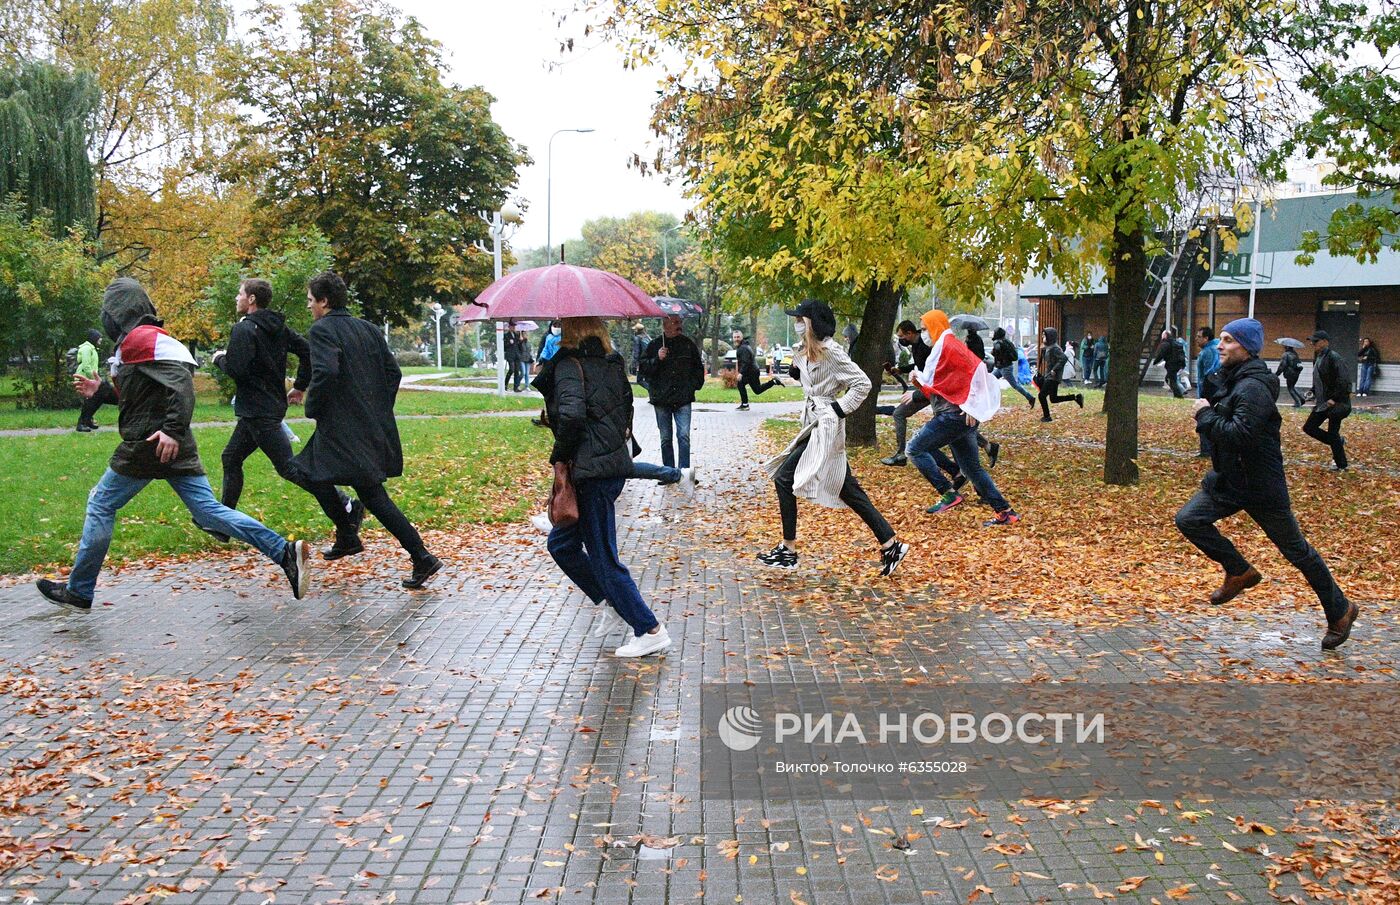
[{"left": 1321, "top": 299, "right": 1359, "bottom": 312}]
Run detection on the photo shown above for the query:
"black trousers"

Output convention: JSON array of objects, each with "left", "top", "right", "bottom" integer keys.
[
  {"left": 738, "top": 371, "right": 778, "bottom": 405},
  {"left": 773, "top": 436, "right": 894, "bottom": 545},
  {"left": 221, "top": 417, "right": 350, "bottom": 526},
  {"left": 305, "top": 480, "right": 428, "bottom": 560},
  {"left": 78, "top": 380, "right": 118, "bottom": 425},
  {"left": 1174, "top": 489, "right": 1349, "bottom": 622},
  {"left": 1037, "top": 377, "right": 1077, "bottom": 418},
  {"left": 1302, "top": 407, "right": 1349, "bottom": 468},
  {"left": 1285, "top": 377, "right": 1305, "bottom": 407}
]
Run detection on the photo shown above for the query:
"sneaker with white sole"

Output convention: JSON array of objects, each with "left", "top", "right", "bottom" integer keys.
[
  {"left": 678, "top": 468, "right": 697, "bottom": 497},
  {"left": 879, "top": 541, "right": 910, "bottom": 576},
  {"left": 614, "top": 626, "right": 671, "bottom": 658},
  {"left": 281, "top": 540, "right": 310, "bottom": 599},
  {"left": 757, "top": 543, "right": 799, "bottom": 568},
  {"left": 592, "top": 604, "right": 623, "bottom": 638},
  {"left": 530, "top": 512, "right": 553, "bottom": 533}
]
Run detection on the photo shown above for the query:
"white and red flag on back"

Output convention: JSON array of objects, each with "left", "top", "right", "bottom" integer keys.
[
  {"left": 915, "top": 309, "right": 1001, "bottom": 423},
  {"left": 114, "top": 324, "right": 196, "bottom": 371}
]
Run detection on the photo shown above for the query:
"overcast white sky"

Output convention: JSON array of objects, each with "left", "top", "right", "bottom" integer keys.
[{"left": 393, "top": 0, "right": 690, "bottom": 252}]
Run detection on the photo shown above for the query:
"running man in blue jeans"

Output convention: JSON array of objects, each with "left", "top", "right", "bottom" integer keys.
[{"left": 36, "top": 278, "right": 310, "bottom": 611}]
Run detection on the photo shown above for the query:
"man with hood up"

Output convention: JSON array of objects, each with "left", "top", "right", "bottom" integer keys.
[
  {"left": 1036, "top": 327, "right": 1084, "bottom": 420},
  {"left": 210, "top": 278, "right": 360, "bottom": 546},
  {"left": 74, "top": 328, "right": 116, "bottom": 431},
  {"left": 1175, "top": 318, "right": 1358, "bottom": 651},
  {"left": 38, "top": 278, "right": 310, "bottom": 611}
]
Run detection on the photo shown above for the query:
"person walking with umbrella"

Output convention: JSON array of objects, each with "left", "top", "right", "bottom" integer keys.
[
  {"left": 733, "top": 329, "right": 783, "bottom": 410},
  {"left": 536, "top": 316, "right": 671, "bottom": 657},
  {"left": 1302, "top": 330, "right": 1352, "bottom": 471},
  {"left": 1175, "top": 318, "right": 1358, "bottom": 650},
  {"left": 761, "top": 299, "right": 910, "bottom": 575},
  {"left": 292, "top": 272, "right": 442, "bottom": 587},
  {"left": 1275, "top": 338, "right": 1306, "bottom": 406},
  {"left": 639, "top": 314, "right": 705, "bottom": 473}
]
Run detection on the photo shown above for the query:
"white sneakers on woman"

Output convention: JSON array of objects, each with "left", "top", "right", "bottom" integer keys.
[{"left": 614, "top": 626, "right": 672, "bottom": 658}]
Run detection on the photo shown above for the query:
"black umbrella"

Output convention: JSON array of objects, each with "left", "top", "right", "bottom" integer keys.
[
  {"left": 950, "top": 314, "right": 991, "bottom": 332},
  {"left": 653, "top": 296, "right": 705, "bottom": 318},
  {"left": 1275, "top": 337, "right": 1305, "bottom": 350}
]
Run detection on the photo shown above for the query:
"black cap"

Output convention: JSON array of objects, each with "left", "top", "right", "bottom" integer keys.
[
  {"left": 783, "top": 298, "right": 837, "bottom": 340},
  {"left": 1308, "top": 330, "right": 1330, "bottom": 342},
  {"left": 87, "top": 329, "right": 102, "bottom": 345}
]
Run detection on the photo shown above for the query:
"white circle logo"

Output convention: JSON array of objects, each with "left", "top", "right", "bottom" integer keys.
[{"left": 717, "top": 705, "right": 762, "bottom": 752}]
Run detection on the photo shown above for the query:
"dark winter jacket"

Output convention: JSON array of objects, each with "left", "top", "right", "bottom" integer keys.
[
  {"left": 991, "top": 329, "right": 1017, "bottom": 369},
  {"left": 503, "top": 330, "right": 523, "bottom": 363},
  {"left": 1276, "top": 348, "right": 1302, "bottom": 381},
  {"left": 1094, "top": 336, "right": 1109, "bottom": 361},
  {"left": 535, "top": 337, "right": 636, "bottom": 483},
  {"left": 897, "top": 336, "right": 933, "bottom": 374},
  {"left": 736, "top": 339, "right": 759, "bottom": 378},
  {"left": 1039, "top": 328, "right": 1068, "bottom": 380},
  {"left": 1194, "top": 356, "right": 1288, "bottom": 507},
  {"left": 1359, "top": 344, "right": 1380, "bottom": 366},
  {"left": 639, "top": 332, "right": 706, "bottom": 409},
  {"left": 630, "top": 333, "right": 649, "bottom": 374},
  {"left": 965, "top": 331, "right": 986, "bottom": 363},
  {"left": 1311, "top": 347, "right": 1352, "bottom": 413},
  {"left": 1153, "top": 337, "right": 1186, "bottom": 371},
  {"left": 100, "top": 278, "right": 204, "bottom": 479},
  {"left": 217, "top": 308, "right": 310, "bottom": 420},
  {"left": 292, "top": 309, "right": 404, "bottom": 485}
]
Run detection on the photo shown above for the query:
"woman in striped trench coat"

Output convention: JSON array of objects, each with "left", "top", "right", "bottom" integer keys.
[{"left": 761, "top": 299, "right": 910, "bottom": 576}]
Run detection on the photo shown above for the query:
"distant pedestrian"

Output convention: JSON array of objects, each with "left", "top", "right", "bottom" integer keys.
[
  {"left": 1277, "top": 345, "right": 1305, "bottom": 406},
  {"left": 1091, "top": 335, "right": 1109, "bottom": 387},
  {"left": 639, "top": 314, "right": 705, "bottom": 471},
  {"left": 761, "top": 299, "right": 909, "bottom": 575},
  {"left": 74, "top": 328, "right": 115, "bottom": 432},
  {"left": 990, "top": 327, "right": 1035, "bottom": 406},
  {"left": 964, "top": 327, "right": 986, "bottom": 365},
  {"left": 516, "top": 327, "right": 534, "bottom": 388},
  {"left": 1194, "top": 326, "right": 1221, "bottom": 458},
  {"left": 907, "top": 309, "right": 1019, "bottom": 526},
  {"left": 1152, "top": 329, "right": 1187, "bottom": 398},
  {"left": 1175, "top": 318, "right": 1358, "bottom": 650},
  {"left": 1062, "top": 341, "right": 1079, "bottom": 386},
  {"left": 1035, "top": 328, "right": 1083, "bottom": 421},
  {"left": 881, "top": 320, "right": 932, "bottom": 465},
  {"left": 1302, "top": 330, "right": 1351, "bottom": 471},
  {"left": 292, "top": 272, "right": 441, "bottom": 587},
  {"left": 536, "top": 316, "right": 672, "bottom": 657},
  {"left": 630, "top": 322, "right": 650, "bottom": 387},
  {"left": 504, "top": 323, "right": 524, "bottom": 391},
  {"left": 38, "top": 278, "right": 309, "bottom": 611},
  {"left": 1080, "top": 331, "right": 1096, "bottom": 383},
  {"left": 1357, "top": 337, "right": 1380, "bottom": 397},
  {"left": 733, "top": 330, "right": 783, "bottom": 410},
  {"left": 842, "top": 322, "right": 859, "bottom": 352},
  {"left": 538, "top": 320, "right": 562, "bottom": 365},
  {"left": 211, "top": 278, "right": 358, "bottom": 545}
]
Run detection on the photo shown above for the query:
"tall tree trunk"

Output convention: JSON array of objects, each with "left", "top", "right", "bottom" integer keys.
[
  {"left": 1103, "top": 215, "right": 1145, "bottom": 485},
  {"left": 845, "top": 280, "right": 903, "bottom": 446}
]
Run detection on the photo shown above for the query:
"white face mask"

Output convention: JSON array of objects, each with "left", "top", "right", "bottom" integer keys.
[
  {"left": 551, "top": 326, "right": 561, "bottom": 336},
  {"left": 793, "top": 321, "right": 807, "bottom": 336},
  {"left": 920, "top": 329, "right": 931, "bottom": 345}
]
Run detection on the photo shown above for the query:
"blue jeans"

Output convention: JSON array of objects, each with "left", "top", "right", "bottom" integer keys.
[
  {"left": 631, "top": 461, "right": 681, "bottom": 483},
  {"left": 68, "top": 468, "right": 288, "bottom": 599},
  {"left": 653, "top": 403, "right": 692, "bottom": 468},
  {"left": 908, "top": 410, "right": 1010, "bottom": 511},
  {"left": 994, "top": 365, "right": 1035, "bottom": 403},
  {"left": 547, "top": 477, "right": 659, "bottom": 636},
  {"left": 1359, "top": 362, "right": 1376, "bottom": 394}
]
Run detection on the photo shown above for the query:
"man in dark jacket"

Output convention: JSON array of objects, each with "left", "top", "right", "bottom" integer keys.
[
  {"left": 1302, "top": 330, "right": 1351, "bottom": 470},
  {"left": 881, "top": 320, "right": 933, "bottom": 465},
  {"left": 1175, "top": 318, "right": 1358, "bottom": 650},
  {"left": 1152, "top": 328, "right": 1188, "bottom": 398},
  {"left": 292, "top": 271, "right": 441, "bottom": 587},
  {"left": 38, "top": 278, "right": 310, "bottom": 610},
  {"left": 990, "top": 326, "right": 1034, "bottom": 405},
  {"left": 1036, "top": 327, "right": 1083, "bottom": 421},
  {"left": 964, "top": 327, "right": 986, "bottom": 364},
  {"left": 211, "top": 278, "right": 359, "bottom": 541},
  {"left": 732, "top": 330, "right": 782, "bottom": 410},
  {"left": 503, "top": 323, "right": 524, "bottom": 392},
  {"left": 639, "top": 314, "right": 705, "bottom": 470}
]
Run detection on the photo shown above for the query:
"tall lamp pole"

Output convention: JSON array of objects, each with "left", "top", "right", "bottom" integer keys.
[
  {"left": 545, "top": 127, "right": 595, "bottom": 265},
  {"left": 429, "top": 303, "right": 446, "bottom": 369},
  {"left": 478, "top": 202, "right": 523, "bottom": 395}
]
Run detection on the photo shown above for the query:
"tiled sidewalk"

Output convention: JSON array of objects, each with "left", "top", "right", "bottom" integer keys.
[{"left": 0, "top": 402, "right": 1395, "bottom": 904}]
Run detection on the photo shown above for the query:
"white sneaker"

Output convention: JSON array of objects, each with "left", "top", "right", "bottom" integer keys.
[
  {"left": 614, "top": 626, "right": 672, "bottom": 658},
  {"left": 678, "top": 468, "right": 697, "bottom": 497},
  {"left": 592, "top": 605, "right": 622, "bottom": 638},
  {"left": 530, "top": 512, "right": 553, "bottom": 533}
]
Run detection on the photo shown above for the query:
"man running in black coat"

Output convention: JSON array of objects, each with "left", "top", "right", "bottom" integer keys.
[
  {"left": 211, "top": 278, "right": 360, "bottom": 543},
  {"left": 733, "top": 330, "right": 782, "bottom": 410},
  {"left": 292, "top": 272, "right": 441, "bottom": 587},
  {"left": 1302, "top": 330, "right": 1352, "bottom": 470},
  {"left": 1175, "top": 318, "right": 1358, "bottom": 650}
]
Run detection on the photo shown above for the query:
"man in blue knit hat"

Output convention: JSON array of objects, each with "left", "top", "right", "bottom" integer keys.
[{"left": 1174, "top": 318, "right": 1358, "bottom": 650}]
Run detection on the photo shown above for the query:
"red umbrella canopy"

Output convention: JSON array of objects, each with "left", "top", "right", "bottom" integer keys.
[{"left": 474, "top": 264, "right": 663, "bottom": 320}]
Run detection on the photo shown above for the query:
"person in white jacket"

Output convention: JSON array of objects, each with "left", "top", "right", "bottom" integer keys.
[{"left": 760, "top": 299, "right": 910, "bottom": 576}]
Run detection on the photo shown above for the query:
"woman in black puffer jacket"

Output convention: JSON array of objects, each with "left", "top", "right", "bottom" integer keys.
[{"left": 533, "top": 317, "right": 670, "bottom": 658}]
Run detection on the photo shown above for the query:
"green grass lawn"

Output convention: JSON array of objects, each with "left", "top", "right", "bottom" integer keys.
[
  {"left": 0, "top": 417, "right": 552, "bottom": 575},
  {"left": 0, "top": 387, "right": 539, "bottom": 431}
]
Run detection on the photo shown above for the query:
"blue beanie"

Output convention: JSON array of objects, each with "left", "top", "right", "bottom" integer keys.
[{"left": 1221, "top": 318, "right": 1263, "bottom": 356}]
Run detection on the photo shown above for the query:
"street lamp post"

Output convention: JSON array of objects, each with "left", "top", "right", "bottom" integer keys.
[
  {"left": 429, "top": 302, "right": 446, "bottom": 369},
  {"left": 545, "top": 127, "right": 595, "bottom": 265},
  {"left": 478, "top": 202, "right": 523, "bottom": 394}
]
